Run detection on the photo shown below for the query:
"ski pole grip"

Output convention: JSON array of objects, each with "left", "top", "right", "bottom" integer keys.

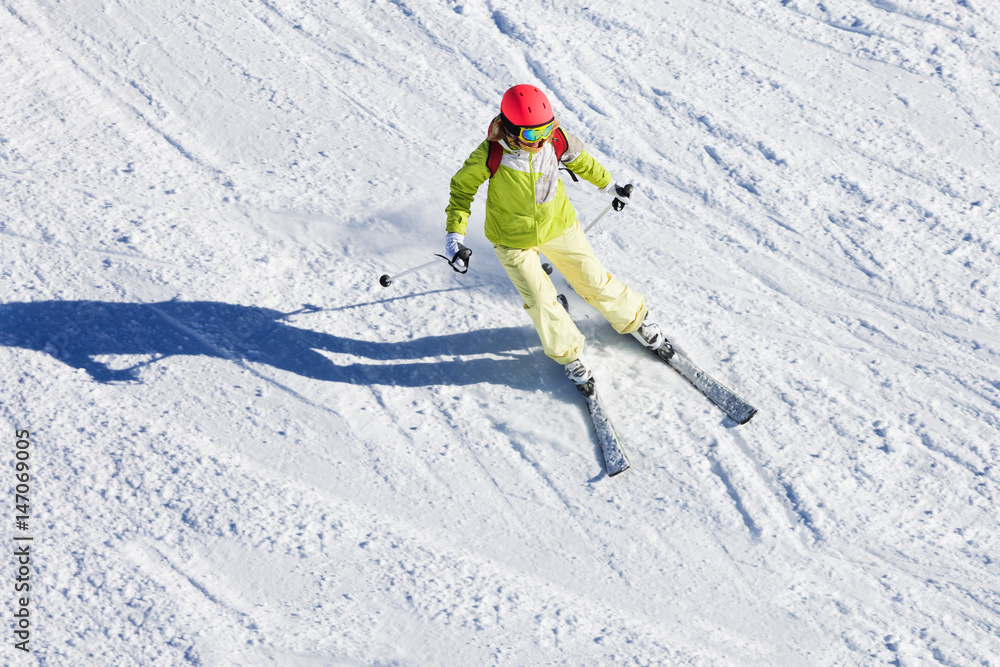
[
  {"left": 436, "top": 245, "right": 472, "bottom": 274},
  {"left": 451, "top": 245, "right": 472, "bottom": 274},
  {"left": 612, "top": 183, "right": 634, "bottom": 212}
]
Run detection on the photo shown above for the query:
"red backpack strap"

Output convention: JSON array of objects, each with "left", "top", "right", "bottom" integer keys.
[
  {"left": 551, "top": 128, "right": 579, "bottom": 182},
  {"left": 551, "top": 128, "right": 568, "bottom": 162},
  {"left": 486, "top": 141, "right": 503, "bottom": 178}
]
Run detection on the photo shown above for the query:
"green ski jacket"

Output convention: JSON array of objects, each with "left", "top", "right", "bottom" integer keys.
[{"left": 445, "top": 129, "right": 612, "bottom": 249}]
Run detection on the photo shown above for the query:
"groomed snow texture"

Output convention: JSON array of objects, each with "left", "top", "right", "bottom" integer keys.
[{"left": 2, "top": 0, "right": 999, "bottom": 664}]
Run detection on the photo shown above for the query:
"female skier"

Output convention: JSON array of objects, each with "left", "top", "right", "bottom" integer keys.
[{"left": 445, "top": 84, "right": 667, "bottom": 393}]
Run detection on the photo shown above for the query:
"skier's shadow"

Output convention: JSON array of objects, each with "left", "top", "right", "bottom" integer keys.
[{"left": 0, "top": 300, "right": 545, "bottom": 389}]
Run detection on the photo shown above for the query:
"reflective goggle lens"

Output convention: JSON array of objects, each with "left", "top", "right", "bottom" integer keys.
[{"left": 519, "top": 121, "right": 556, "bottom": 143}]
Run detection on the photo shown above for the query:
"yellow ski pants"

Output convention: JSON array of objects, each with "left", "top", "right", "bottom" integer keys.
[{"left": 493, "top": 222, "right": 647, "bottom": 365}]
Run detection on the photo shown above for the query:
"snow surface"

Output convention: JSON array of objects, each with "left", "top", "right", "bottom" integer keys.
[{"left": 2, "top": 0, "right": 999, "bottom": 664}]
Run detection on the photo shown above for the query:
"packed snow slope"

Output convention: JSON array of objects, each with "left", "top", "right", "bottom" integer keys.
[{"left": 2, "top": 0, "right": 999, "bottom": 664}]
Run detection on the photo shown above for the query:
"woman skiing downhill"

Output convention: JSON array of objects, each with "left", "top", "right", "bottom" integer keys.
[{"left": 445, "top": 84, "right": 669, "bottom": 394}]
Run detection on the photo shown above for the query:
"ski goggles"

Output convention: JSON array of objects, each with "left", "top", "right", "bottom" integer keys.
[{"left": 514, "top": 119, "right": 557, "bottom": 144}]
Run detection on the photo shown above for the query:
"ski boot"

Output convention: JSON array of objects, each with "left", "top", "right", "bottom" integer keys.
[
  {"left": 632, "top": 314, "right": 675, "bottom": 361},
  {"left": 564, "top": 353, "right": 596, "bottom": 397}
]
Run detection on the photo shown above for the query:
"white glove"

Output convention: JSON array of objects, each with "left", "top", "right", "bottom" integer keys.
[
  {"left": 445, "top": 232, "right": 467, "bottom": 269},
  {"left": 600, "top": 181, "right": 633, "bottom": 211}
]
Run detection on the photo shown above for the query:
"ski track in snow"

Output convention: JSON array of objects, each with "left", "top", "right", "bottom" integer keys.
[{"left": 2, "top": 0, "right": 1000, "bottom": 664}]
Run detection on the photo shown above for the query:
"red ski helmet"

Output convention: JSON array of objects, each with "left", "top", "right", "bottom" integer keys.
[{"left": 499, "top": 85, "right": 554, "bottom": 137}]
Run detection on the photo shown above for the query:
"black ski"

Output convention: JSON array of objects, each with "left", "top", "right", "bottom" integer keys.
[
  {"left": 654, "top": 345, "right": 757, "bottom": 425},
  {"left": 579, "top": 383, "right": 630, "bottom": 476},
  {"left": 554, "top": 286, "right": 628, "bottom": 476}
]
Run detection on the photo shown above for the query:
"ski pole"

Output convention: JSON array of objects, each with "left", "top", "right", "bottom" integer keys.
[
  {"left": 584, "top": 184, "right": 634, "bottom": 233},
  {"left": 379, "top": 258, "right": 441, "bottom": 287},
  {"left": 379, "top": 247, "right": 472, "bottom": 288},
  {"left": 583, "top": 203, "right": 614, "bottom": 233}
]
